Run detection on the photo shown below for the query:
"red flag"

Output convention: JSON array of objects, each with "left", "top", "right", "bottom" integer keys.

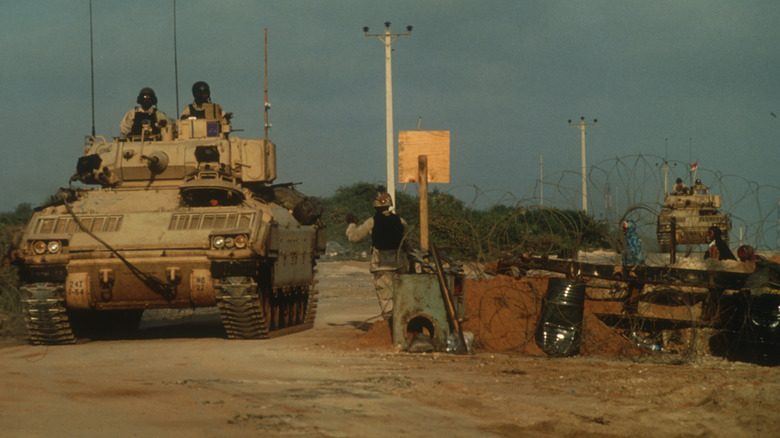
[{"left": 690, "top": 161, "right": 698, "bottom": 171}]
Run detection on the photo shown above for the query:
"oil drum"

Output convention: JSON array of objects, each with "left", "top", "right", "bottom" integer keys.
[
  {"left": 714, "top": 293, "right": 780, "bottom": 366},
  {"left": 535, "top": 277, "right": 586, "bottom": 357}
]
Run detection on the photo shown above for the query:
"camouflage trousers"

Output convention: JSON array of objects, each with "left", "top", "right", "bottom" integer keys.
[{"left": 372, "top": 270, "right": 396, "bottom": 319}]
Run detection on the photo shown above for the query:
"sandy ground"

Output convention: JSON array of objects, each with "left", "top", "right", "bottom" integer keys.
[{"left": 1, "top": 260, "right": 779, "bottom": 437}]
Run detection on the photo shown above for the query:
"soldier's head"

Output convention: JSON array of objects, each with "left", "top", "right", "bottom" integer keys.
[
  {"left": 737, "top": 244, "right": 756, "bottom": 262},
  {"left": 707, "top": 226, "right": 722, "bottom": 242},
  {"left": 373, "top": 192, "right": 393, "bottom": 211},
  {"left": 137, "top": 87, "right": 157, "bottom": 110},
  {"left": 192, "top": 81, "right": 211, "bottom": 105},
  {"left": 676, "top": 178, "right": 683, "bottom": 184}
]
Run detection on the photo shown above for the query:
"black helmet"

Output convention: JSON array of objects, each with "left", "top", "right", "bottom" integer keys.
[
  {"left": 136, "top": 87, "right": 157, "bottom": 106},
  {"left": 192, "top": 81, "right": 211, "bottom": 104},
  {"left": 696, "top": 179, "right": 702, "bottom": 184},
  {"left": 675, "top": 178, "right": 682, "bottom": 183}
]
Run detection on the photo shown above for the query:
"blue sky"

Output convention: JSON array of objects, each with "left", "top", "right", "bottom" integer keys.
[{"left": 2, "top": 1, "right": 779, "bottom": 247}]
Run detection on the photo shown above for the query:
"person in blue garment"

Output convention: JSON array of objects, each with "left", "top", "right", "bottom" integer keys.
[{"left": 621, "top": 220, "right": 645, "bottom": 266}]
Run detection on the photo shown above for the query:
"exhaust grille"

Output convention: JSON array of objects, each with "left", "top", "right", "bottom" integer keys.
[
  {"left": 169, "top": 212, "right": 254, "bottom": 230},
  {"left": 36, "top": 215, "right": 123, "bottom": 234}
]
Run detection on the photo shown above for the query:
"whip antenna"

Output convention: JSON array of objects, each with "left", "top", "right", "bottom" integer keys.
[
  {"left": 89, "top": 0, "right": 95, "bottom": 137},
  {"left": 264, "top": 28, "right": 270, "bottom": 141},
  {"left": 173, "top": 0, "right": 180, "bottom": 115}
]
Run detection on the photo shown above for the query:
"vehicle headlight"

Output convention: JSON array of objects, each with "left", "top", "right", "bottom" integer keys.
[
  {"left": 211, "top": 234, "right": 249, "bottom": 250},
  {"left": 47, "top": 241, "right": 62, "bottom": 254},
  {"left": 33, "top": 241, "right": 47, "bottom": 254}
]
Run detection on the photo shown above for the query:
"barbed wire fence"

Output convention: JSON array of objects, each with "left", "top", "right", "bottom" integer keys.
[
  {"left": 428, "top": 153, "right": 779, "bottom": 257},
  {"left": 421, "top": 154, "right": 779, "bottom": 364}
]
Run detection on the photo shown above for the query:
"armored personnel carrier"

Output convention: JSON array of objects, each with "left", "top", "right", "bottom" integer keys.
[
  {"left": 8, "top": 104, "right": 326, "bottom": 344},
  {"left": 656, "top": 192, "right": 731, "bottom": 252}
]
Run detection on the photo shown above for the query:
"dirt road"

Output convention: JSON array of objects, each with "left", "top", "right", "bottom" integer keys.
[{"left": 1, "top": 260, "right": 778, "bottom": 437}]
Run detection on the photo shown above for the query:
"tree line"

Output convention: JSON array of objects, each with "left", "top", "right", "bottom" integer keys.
[
  {"left": 321, "top": 182, "right": 616, "bottom": 262},
  {"left": 0, "top": 204, "right": 33, "bottom": 313}
]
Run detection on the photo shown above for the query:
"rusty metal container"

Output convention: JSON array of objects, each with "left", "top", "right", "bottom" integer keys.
[{"left": 391, "top": 274, "right": 454, "bottom": 351}]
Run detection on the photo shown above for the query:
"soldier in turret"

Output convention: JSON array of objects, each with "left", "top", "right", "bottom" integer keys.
[
  {"left": 672, "top": 178, "right": 689, "bottom": 195},
  {"left": 179, "top": 81, "right": 233, "bottom": 122},
  {"left": 120, "top": 87, "right": 169, "bottom": 138},
  {"left": 691, "top": 178, "right": 708, "bottom": 195}
]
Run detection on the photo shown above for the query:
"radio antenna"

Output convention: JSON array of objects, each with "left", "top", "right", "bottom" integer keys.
[
  {"left": 173, "top": 0, "right": 180, "bottom": 115},
  {"left": 89, "top": 0, "right": 96, "bottom": 137},
  {"left": 264, "top": 28, "right": 270, "bottom": 141}
]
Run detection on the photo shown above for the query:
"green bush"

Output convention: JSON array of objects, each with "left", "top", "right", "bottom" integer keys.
[
  {"left": 0, "top": 203, "right": 32, "bottom": 313},
  {"left": 319, "top": 182, "right": 613, "bottom": 261}
]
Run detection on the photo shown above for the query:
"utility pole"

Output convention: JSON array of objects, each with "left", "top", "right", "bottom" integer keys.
[
  {"left": 364, "top": 22, "right": 412, "bottom": 208},
  {"left": 568, "top": 117, "right": 597, "bottom": 214},
  {"left": 539, "top": 154, "right": 544, "bottom": 206},
  {"left": 656, "top": 138, "right": 676, "bottom": 195}
]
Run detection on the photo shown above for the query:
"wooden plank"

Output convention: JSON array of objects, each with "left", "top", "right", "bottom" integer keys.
[{"left": 398, "top": 131, "right": 450, "bottom": 183}]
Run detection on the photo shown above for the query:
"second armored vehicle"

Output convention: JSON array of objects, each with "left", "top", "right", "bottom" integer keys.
[{"left": 656, "top": 192, "right": 731, "bottom": 252}]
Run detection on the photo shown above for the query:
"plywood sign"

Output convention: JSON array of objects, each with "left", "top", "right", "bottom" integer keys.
[{"left": 398, "top": 131, "right": 450, "bottom": 183}]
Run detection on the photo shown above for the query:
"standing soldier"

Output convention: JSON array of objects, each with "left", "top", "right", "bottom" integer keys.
[{"left": 345, "top": 192, "right": 410, "bottom": 319}]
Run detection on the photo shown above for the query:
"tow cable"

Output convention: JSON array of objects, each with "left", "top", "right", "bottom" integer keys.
[{"left": 60, "top": 188, "right": 178, "bottom": 301}]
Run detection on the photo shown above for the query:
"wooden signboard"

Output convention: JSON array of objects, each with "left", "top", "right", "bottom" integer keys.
[
  {"left": 398, "top": 130, "right": 450, "bottom": 250},
  {"left": 398, "top": 131, "right": 450, "bottom": 183}
]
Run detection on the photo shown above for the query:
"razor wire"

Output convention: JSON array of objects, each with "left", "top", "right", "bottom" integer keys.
[{"left": 420, "top": 153, "right": 779, "bottom": 257}]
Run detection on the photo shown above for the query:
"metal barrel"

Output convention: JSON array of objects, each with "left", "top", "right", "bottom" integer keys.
[
  {"left": 711, "top": 293, "right": 780, "bottom": 366},
  {"left": 741, "top": 294, "right": 780, "bottom": 366},
  {"left": 535, "top": 277, "right": 586, "bottom": 357}
]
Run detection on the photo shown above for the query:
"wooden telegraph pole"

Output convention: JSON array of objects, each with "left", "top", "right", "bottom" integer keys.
[{"left": 418, "top": 155, "right": 429, "bottom": 249}]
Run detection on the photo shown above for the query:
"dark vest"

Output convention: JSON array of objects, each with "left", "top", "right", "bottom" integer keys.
[
  {"left": 187, "top": 103, "right": 206, "bottom": 119},
  {"left": 371, "top": 212, "right": 404, "bottom": 250},
  {"left": 131, "top": 109, "right": 160, "bottom": 136}
]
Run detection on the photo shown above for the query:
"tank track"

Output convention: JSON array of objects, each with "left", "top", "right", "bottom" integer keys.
[
  {"left": 21, "top": 283, "right": 76, "bottom": 345},
  {"left": 214, "top": 276, "right": 270, "bottom": 339},
  {"left": 214, "top": 273, "right": 318, "bottom": 340},
  {"left": 304, "top": 277, "right": 319, "bottom": 326},
  {"left": 20, "top": 271, "right": 319, "bottom": 343}
]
